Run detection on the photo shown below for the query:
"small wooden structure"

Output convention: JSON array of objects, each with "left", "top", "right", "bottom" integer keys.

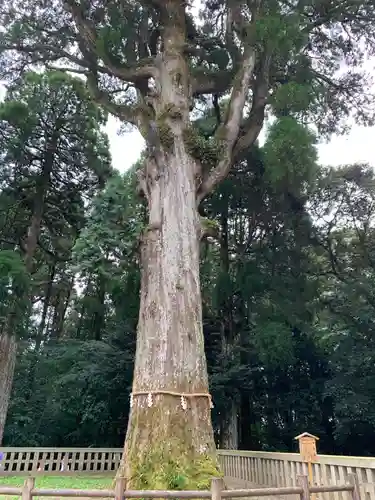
[
  {"left": 295, "top": 432, "right": 319, "bottom": 463},
  {"left": 295, "top": 432, "right": 320, "bottom": 500}
]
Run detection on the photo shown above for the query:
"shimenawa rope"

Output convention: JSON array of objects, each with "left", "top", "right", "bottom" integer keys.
[{"left": 130, "top": 390, "right": 214, "bottom": 410}]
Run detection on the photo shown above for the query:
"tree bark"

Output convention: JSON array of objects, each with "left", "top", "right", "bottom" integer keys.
[
  {"left": 120, "top": 143, "right": 218, "bottom": 488},
  {"left": 218, "top": 195, "right": 239, "bottom": 450},
  {"left": 24, "top": 139, "right": 55, "bottom": 273},
  {"left": 92, "top": 274, "right": 106, "bottom": 341},
  {"left": 23, "top": 265, "right": 55, "bottom": 405},
  {"left": 220, "top": 400, "right": 239, "bottom": 450},
  {"left": 39, "top": 264, "right": 56, "bottom": 343},
  {"left": 50, "top": 275, "right": 74, "bottom": 341}
]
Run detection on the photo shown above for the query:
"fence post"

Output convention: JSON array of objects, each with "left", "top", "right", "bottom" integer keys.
[
  {"left": 211, "top": 477, "right": 224, "bottom": 500},
  {"left": 297, "top": 475, "right": 310, "bottom": 500},
  {"left": 114, "top": 477, "right": 126, "bottom": 500},
  {"left": 22, "top": 477, "right": 34, "bottom": 500},
  {"left": 348, "top": 473, "right": 361, "bottom": 500}
]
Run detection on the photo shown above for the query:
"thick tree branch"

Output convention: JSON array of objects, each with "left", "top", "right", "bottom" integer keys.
[
  {"left": 234, "top": 54, "right": 271, "bottom": 156},
  {"left": 197, "top": 49, "right": 257, "bottom": 203},
  {"left": 45, "top": 64, "right": 89, "bottom": 75},
  {"left": 1, "top": 40, "right": 156, "bottom": 83},
  {"left": 0, "top": 41, "right": 86, "bottom": 70},
  {"left": 138, "top": 0, "right": 164, "bottom": 9},
  {"left": 225, "top": 4, "right": 242, "bottom": 66}
]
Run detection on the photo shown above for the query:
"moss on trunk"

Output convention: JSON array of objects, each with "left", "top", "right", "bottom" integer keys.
[
  {"left": 118, "top": 394, "right": 221, "bottom": 489},
  {"left": 123, "top": 444, "right": 221, "bottom": 490}
]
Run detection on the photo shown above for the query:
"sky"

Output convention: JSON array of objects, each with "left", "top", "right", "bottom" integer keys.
[{"left": 106, "top": 110, "right": 375, "bottom": 173}]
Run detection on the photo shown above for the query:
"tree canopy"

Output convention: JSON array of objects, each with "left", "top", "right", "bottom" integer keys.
[{"left": 0, "top": 0, "right": 374, "bottom": 199}]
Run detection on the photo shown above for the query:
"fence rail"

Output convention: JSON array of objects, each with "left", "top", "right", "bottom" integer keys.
[{"left": 0, "top": 475, "right": 361, "bottom": 500}]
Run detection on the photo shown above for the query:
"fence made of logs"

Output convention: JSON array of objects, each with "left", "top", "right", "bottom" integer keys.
[{"left": 0, "top": 474, "right": 362, "bottom": 500}]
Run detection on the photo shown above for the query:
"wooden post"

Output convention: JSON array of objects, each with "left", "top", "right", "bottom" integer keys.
[
  {"left": 22, "top": 477, "right": 34, "bottom": 500},
  {"left": 307, "top": 459, "right": 313, "bottom": 500},
  {"left": 211, "top": 477, "right": 224, "bottom": 500},
  {"left": 348, "top": 473, "right": 361, "bottom": 500},
  {"left": 114, "top": 477, "right": 126, "bottom": 500},
  {"left": 297, "top": 475, "right": 310, "bottom": 500}
]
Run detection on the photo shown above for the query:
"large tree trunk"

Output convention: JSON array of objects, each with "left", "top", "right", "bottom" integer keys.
[
  {"left": 39, "top": 264, "right": 56, "bottom": 343},
  {"left": 50, "top": 274, "right": 73, "bottom": 341},
  {"left": 92, "top": 274, "right": 106, "bottom": 341},
  {"left": 120, "top": 143, "right": 218, "bottom": 489}
]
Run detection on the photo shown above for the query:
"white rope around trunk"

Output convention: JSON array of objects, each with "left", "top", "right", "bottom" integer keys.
[{"left": 129, "top": 390, "right": 214, "bottom": 410}]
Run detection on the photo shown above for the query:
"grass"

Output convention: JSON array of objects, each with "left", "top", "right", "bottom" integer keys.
[{"left": 0, "top": 475, "right": 113, "bottom": 499}]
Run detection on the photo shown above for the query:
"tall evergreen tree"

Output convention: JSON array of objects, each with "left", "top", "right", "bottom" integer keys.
[
  {"left": 0, "top": 0, "right": 374, "bottom": 486},
  {"left": 0, "top": 70, "right": 111, "bottom": 443}
]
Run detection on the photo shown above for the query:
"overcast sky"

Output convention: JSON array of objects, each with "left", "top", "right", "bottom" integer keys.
[{"left": 106, "top": 109, "right": 375, "bottom": 173}]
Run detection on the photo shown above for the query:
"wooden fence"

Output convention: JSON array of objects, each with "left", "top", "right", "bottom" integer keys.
[
  {"left": 0, "top": 475, "right": 362, "bottom": 500},
  {"left": 0, "top": 447, "right": 123, "bottom": 474},
  {"left": 218, "top": 450, "right": 375, "bottom": 500},
  {"left": 0, "top": 447, "right": 375, "bottom": 500}
]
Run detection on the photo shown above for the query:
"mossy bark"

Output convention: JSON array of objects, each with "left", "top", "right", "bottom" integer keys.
[{"left": 123, "top": 402, "right": 221, "bottom": 490}]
